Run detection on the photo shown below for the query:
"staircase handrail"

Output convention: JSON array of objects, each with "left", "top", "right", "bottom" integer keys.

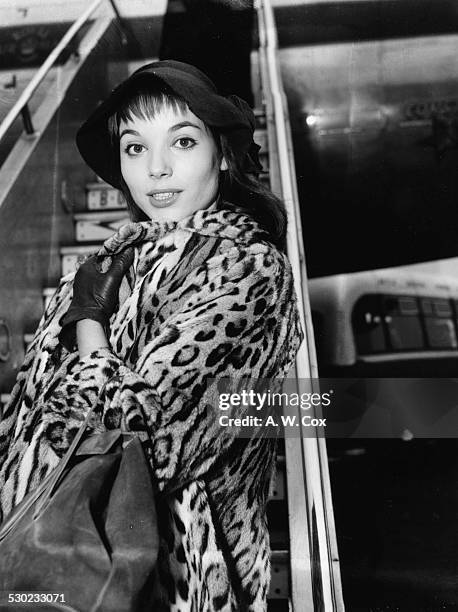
[
  {"left": 0, "top": 0, "right": 105, "bottom": 143},
  {"left": 257, "top": 0, "right": 345, "bottom": 610}
]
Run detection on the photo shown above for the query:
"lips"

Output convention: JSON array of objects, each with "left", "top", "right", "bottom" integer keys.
[
  {"left": 151, "top": 192, "right": 175, "bottom": 201},
  {"left": 147, "top": 190, "right": 181, "bottom": 206}
]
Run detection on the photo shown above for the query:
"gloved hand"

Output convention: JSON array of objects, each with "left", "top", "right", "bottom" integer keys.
[{"left": 59, "top": 248, "right": 134, "bottom": 350}]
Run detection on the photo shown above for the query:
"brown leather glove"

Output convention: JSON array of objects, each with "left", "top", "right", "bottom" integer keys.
[{"left": 59, "top": 248, "right": 134, "bottom": 350}]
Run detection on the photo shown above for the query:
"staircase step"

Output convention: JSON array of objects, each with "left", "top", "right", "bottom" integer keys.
[
  {"left": 0, "top": 394, "right": 10, "bottom": 417},
  {"left": 43, "top": 287, "right": 56, "bottom": 311},
  {"left": 24, "top": 333, "right": 34, "bottom": 349},
  {"left": 60, "top": 245, "right": 98, "bottom": 276},
  {"left": 269, "top": 455, "right": 285, "bottom": 501},
  {"left": 269, "top": 550, "right": 289, "bottom": 599},
  {"left": 254, "top": 128, "right": 268, "bottom": 156},
  {"left": 255, "top": 129, "right": 269, "bottom": 174},
  {"left": 254, "top": 108, "right": 267, "bottom": 129},
  {"left": 259, "top": 173, "right": 271, "bottom": 188},
  {"left": 86, "top": 183, "right": 126, "bottom": 210},
  {"left": 74, "top": 211, "right": 130, "bottom": 242}
]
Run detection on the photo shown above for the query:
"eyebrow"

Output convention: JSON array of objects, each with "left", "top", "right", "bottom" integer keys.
[
  {"left": 119, "top": 128, "right": 140, "bottom": 138},
  {"left": 119, "top": 121, "right": 202, "bottom": 139},
  {"left": 170, "top": 121, "right": 202, "bottom": 132}
]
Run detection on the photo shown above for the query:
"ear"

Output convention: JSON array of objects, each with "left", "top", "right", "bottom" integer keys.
[{"left": 219, "top": 156, "right": 228, "bottom": 171}]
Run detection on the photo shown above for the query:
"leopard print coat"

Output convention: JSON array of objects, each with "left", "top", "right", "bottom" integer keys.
[{"left": 0, "top": 200, "right": 303, "bottom": 611}]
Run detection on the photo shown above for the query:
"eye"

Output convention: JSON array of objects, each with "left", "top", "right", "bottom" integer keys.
[
  {"left": 124, "top": 143, "right": 145, "bottom": 156},
  {"left": 174, "top": 137, "right": 196, "bottom": 149}
]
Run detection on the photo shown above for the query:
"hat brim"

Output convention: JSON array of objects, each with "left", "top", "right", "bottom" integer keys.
[{"left": 76, "top": 61, "right": 253, "bottom": 189}]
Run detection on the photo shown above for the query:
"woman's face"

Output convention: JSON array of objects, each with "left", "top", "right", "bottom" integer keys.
[{"left": 119, "top": 104, "right": 227, "bottom": 222}]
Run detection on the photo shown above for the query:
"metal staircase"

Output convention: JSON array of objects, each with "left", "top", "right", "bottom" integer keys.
[{"left": 0, "top": 0, "right": 344, "bottom": 609}]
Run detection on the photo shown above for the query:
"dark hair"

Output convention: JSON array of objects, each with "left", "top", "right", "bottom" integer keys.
[
  {"left": 107, "top": 85, "right": 287, "bottom": 251},
  {"left": 218, "top": 134, "right": 287, "bottom": 251}
]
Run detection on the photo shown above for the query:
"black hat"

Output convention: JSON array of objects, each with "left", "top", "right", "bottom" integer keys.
[{"left": 76, "top": 60, "right": 260, "bottom": 189}]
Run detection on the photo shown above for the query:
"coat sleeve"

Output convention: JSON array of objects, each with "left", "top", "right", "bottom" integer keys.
[{"left": 42, "top": 244, "right": 303, "bottom": 493}]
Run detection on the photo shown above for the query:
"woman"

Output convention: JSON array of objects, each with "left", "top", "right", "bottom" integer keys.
[{"left": 0, "top": 60, "right": 303, "bottom": 610}]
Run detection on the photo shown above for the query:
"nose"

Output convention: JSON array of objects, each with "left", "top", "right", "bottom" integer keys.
[{"left": 148, "top": 147, "right": 172, "bottom": 179}]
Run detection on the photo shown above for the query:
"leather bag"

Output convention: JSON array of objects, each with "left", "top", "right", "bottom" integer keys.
[{"left": 0, "top": 397, "right": 159, "bottom": 612}]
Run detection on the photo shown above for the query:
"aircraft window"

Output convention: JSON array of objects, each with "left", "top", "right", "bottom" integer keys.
[
  {"left": 352, "top": 295, "right": 387, "bottom": 355},
  {"left": 433, "top": 299, "right": 453, "bottom": 318},
  {"left": 398, "top": 297, "right": 419, "bottom": 315},
  {"left": 385, "top": 315, "right": 424, "bottom": 351},
  {"left": 424, "top": 319, "right": 457, "bottom": 349}
]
